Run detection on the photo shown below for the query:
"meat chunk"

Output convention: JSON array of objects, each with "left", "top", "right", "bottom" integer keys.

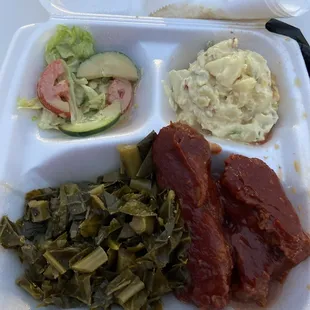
[
  {"left": 221, "top": 155, "right": 310, "bottom": 264},
  {"left": 221, "top": 154, "right": 310, "bottom": 305},
  {"left": 184, "top": 208, "right": 232, "bottom": 309},
  {"left": 226, "top": 221, "right": 288, "bottom": 306},
  {"left": 153, "top": 122, "right": 223, "bottom": 221},
  {"left": 230, "top": 225, "right": 272, "bottom": 306},
  {"left": 153, "top": 123, "right": 232, "bottom": 309}
]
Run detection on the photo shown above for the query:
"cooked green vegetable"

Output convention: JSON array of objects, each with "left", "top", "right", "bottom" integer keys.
[
  {"left": 136, "top": 148, "right": 154, "bottom": 178},
  {"left": 16, "top": 276, "right": 44, "bottom": 300},
  {"left": 108, "top": 234, "right": 121, "bottom": 251},
  {"left": 137, "top": 131, "right": 157, "bottom": 160},
  {"left": 130, "top": 216, "right": 155, "bottom": 235},
  {"left": 122, "top": 289, "right": 148, "bottom": 310},
  {"left": 130, "top": 178, "right": 152, "bottom": 192},
  {"left": 116, "top": 275, "right": 145, "bottom": 304},
  {"left": 117, "top": 144, "right": 142, "bottom": 178},
  {"left": 72, "top": 247, "right": 108, "bottom": 273},
  {"left": 79, "top": 214, "right": 102, "bottom": 237},
  {"left": 127, "top": 242, "right": 145, "bottom": 253},
  {"left": 96, "top": 218, "right": 122, "bottom": 245},
  {"left": 68, "top": 273, "right": 92, "bottom": 305},
  {"left": 120, "top": 200, "right": 157, "bottom": 217},
  {"left": 0, "top": 132, "right": 190, "bottom": 309},
  {"left": 44, "top": 247, "right": 80, "bottom": 275},
  {"left": 43, "top": 264, "right": 60, "bottom": 279},
  {"left": 117, "top": 248, "right": 136, "bottom": 273},
  {"left": 28, "top": 200, "right": 51, "bottom": 222},
  {"left": 119, "top": 223, "right": 136, "bottom": 240},
  {"left": 0, "top": 216, "right": 25, "bottom": 248},
  {"left": 89, "top": 184, "right": 105, "bottom": 195}
]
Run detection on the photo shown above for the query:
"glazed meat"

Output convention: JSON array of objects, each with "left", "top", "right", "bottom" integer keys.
[
  {"left": 153, "top": 123, "right": 232, "bottom": 309},
  {"left": 221, "top": 155, "right": 310, "bottom": 305},
  {"left": 226, "top": 221, "right": 288, "bottom": 306},
  {"left": 221, "top": 155, "right": 310, "bottom": 264},
  {"left": 153, "top": 123, "right": 222, "bottom": 218},
  {"left": 153, "top": 124, "right": 310, "bottom": 309},
  {"left": 229, "top": 225, "right": 273, "bottom": 306}
]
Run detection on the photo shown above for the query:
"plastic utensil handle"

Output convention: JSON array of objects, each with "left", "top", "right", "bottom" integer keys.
[{"left": 266, "top": 19, "right": 310, "bottom": 76}]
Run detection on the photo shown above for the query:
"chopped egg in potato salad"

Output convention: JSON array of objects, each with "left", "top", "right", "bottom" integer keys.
[{"left": 166, "top": 38, "right": 280, "bottom": 143}]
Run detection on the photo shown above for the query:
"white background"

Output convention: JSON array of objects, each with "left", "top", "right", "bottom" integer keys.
[{"left": 0, "top": 0, "right": 310, "bottom": 69}]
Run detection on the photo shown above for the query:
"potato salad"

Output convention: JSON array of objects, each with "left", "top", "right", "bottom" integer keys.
[{"left": 166, "top": 39, "right": 280, "bottom": 143}]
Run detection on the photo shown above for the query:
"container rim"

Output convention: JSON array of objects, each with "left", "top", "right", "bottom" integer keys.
[{"left": 38, "top": 0, "right": 271, "bottom": 27}]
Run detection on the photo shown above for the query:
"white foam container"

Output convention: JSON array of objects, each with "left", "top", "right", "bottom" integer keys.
[{"left": 0, "top": 3, "right": 310, "bottom": 310}]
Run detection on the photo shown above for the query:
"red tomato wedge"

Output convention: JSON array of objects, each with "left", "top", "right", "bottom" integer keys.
[
  {"left": 107, "top": 79, "right": 133, "bottom": 113},
  {"left": 37, "top": 59, "right": 71, "bottom": 118}
]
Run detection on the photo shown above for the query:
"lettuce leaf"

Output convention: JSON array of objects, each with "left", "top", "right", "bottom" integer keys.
[
  {"left": 81, "top": 85, "right": 106, "bottom": 113},
  {"left": 97, "top": 79, "right": 111, "bottom": 94},
  {"left": 72, "top": 74, "right": 88, "bottom": 86},
  {"left": 89, "top": 93, "right": 106, "bottom": 107},
  {"left": 82, "top": 85, "right": 99, "bottom": 101},
  {"left": 37, "top": 109, "right": 66, "bottom": 130},
  {"left": 45, "top": 25, "right": 95, "bottom": 71},
  {"left": 17, "top": 97, "right": 42, "bottom": 110}
]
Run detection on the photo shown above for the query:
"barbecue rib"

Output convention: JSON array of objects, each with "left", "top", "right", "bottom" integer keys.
[
  {"left": 153, "top": 123, "right": 232, "bottom": 309},
  {"left": 221, "top": 154, "right": 310, "bottom": 305}
]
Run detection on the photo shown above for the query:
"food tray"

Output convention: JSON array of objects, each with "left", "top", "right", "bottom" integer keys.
[{"left": 0, "top": 13, "right": 309, "bottom": 310}]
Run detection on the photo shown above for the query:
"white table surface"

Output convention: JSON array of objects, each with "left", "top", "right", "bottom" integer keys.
[{"left": 0, "top": 0, "right": 310, "bottom": 68}]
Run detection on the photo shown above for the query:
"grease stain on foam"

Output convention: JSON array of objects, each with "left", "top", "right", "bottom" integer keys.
[
  {"left": 291, "top": 187, "right": 297, "bottom": 194},
  {"left": 274, "top": 144, "right": 279, "bottom": 150},
  {"left": 0, "top": 182, "right": 24, "bottom": 199},
  {"left": 0, "top": 182, "right": 24, "bottom": 218},
  {"left": 153, "top": 59, "right": 163, "bottom": 67},
  {"left": 303, "top": 112, "right": 307, "bottom": 119},
  {"left": 285, "top": 37, "right": 291, "bottom": 41},
  {"left": 294, "top": 161, "right": 300, "bottom": 173},
  {"left": 0, "top": 182, "right": 14, "bottom": 192},
  {"left": 210, "top": 142, "right": 222, "bottom": 155},
  {"left": 277, "top": 166, "right": 283, "bottom": 180},
  {"left": 297, "top": 205, "right": 303, "bottom": 213},
  {"left": 295, "top": 78, "right": 302, "bottom": 88},
  {"left": 307, "top": 284, "right": 310, "bottom": 290}
]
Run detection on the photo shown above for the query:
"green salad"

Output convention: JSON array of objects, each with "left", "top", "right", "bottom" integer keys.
[
  {"left": 18, "top": 25, "right": 139, "bottom": 137},
  {"left": 0, "top": 132, "right": 190, "bottom": 309}
]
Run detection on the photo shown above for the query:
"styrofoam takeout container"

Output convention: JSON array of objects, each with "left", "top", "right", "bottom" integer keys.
[{"left": 0, "top": 2, "right": 310, "bottom": 310}]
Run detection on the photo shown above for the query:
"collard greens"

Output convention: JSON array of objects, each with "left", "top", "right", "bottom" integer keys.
[{"left": 0, "top": 131, "right": 190, "bottom": 309}]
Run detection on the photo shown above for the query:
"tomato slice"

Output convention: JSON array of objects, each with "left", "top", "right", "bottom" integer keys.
[
  {"left": 107, "top": 79, "right": 133, "bottom": 113},
  {"left": 37, "top": 59, "right": 71, "bottom": 118}
]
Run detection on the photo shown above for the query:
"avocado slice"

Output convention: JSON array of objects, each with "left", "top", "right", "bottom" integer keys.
[{"left": 77, "top": 52, "right": 139, "bottom": 81}]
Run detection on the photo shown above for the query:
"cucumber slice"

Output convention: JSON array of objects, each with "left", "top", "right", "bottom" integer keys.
[
  {"left": 59, "top": 102, "right": 121, "bottom": 137},
  {"left": 77, "top": 52, "right": 139, "bottom": 81}
]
